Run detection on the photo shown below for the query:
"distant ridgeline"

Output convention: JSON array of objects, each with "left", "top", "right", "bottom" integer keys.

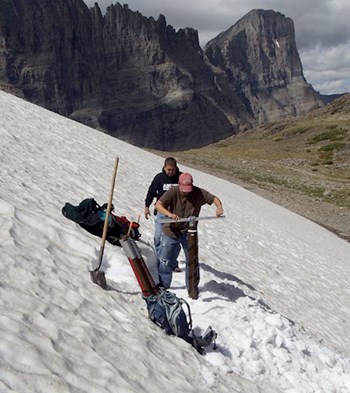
[{"left": 0, "top": 1, "right": 324, "bottom": 150}]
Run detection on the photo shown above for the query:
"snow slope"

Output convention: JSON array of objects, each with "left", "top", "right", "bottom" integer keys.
[{"left": 0, "top": 90, "right": 350, "bottom": 393}]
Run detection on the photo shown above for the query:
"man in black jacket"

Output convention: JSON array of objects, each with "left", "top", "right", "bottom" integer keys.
[{"left": 144, "top": 157, "right": 181, "bottom": 270}]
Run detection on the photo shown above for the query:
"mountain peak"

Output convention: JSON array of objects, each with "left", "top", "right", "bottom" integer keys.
[{"left": 205, "top": 8, "right": 323, "bottom": 124}]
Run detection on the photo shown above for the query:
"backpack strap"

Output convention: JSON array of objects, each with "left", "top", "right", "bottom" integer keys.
[{"left": 178, "top": 298, "right": 193, "bottom": 331}]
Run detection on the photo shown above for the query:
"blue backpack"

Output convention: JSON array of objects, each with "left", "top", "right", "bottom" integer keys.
[
  {"left": 144, "top": 289, "right": 217, "bottom": 353},
  {"left": 145, "top": 290, "right": 191, "bottom": 338}
]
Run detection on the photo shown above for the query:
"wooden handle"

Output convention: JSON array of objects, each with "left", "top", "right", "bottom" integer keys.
[{"left": 96, "top": 157, "right": 119, "bottom": 271}]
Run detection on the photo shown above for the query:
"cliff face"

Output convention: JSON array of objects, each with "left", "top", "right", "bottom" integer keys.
[
  {"left": 205, "top": 9, "right": 324, "bottom": 124},
  {"left": 94, "top": 5, "right": 239, "bottom": 150},
  {"left": 0, "top": 0, "right": 100, "bottom": 113},
  {"left": 0, "top": 2, "right": 323, "bottom": 150}
]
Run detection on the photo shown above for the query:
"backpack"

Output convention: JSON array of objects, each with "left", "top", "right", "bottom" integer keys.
[
  {"left": 62, "top": 198, "right": 140, "bottom": 246},
  {"left": 144, "top": 289, "right": 217, "bottom": 354},
  {"left": 145, "top": 290, "right": 192, "bottom": 339}
]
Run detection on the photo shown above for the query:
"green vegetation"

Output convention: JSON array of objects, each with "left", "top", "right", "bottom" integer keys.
[
  {"left": 307, "top": 129, "right": 346, "bottom": 144},
  {"left": 280, "top": 126, "right": 311, "bottom": 138},
  {"left": 318, "top": 143, "right": 346, "bottom": 152}
]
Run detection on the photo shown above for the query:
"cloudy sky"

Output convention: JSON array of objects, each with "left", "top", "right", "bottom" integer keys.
[{"left": 84, "top": 0, "right": 350, "bottom": 95}]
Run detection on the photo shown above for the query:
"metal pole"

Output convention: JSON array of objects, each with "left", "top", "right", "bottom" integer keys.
[{"left": 187, "top": 217, "right": 199, "bottom": 299}]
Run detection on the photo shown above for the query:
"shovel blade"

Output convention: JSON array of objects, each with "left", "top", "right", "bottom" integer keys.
[{"left": 90, "top": 270, "right": 107, "bottom": 290}]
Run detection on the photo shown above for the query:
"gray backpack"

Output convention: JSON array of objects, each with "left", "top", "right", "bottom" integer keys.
[{"left": 144, "top": 289, "right": 217, "bottom": 354}]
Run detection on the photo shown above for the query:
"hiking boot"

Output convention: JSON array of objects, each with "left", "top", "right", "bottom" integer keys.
[
  {"left": 191, "top": 326, "right": 217, "bottom": 353},
  {"left": 201, "top": 326, "right": 217, "bottom": 347}
]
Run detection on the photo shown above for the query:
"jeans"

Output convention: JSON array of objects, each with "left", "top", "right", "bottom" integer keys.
[
  {"left": 159, "top": 233, "right": 188, "bottom": 289},
  {"left": 154, "top": 212, "right": 167, "bottom": 259}
]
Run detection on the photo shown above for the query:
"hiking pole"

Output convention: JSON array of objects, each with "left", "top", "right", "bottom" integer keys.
[{"left": 90, "top": 157, "right": 119, "bottom": 289}]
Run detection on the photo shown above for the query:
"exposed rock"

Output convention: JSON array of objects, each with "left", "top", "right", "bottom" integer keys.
[
  {"left": 0, "top": 3, "right": 323, "bottom": 150},
  {"left": 93, "top": 4, "right": 239, "bottom": 150},
  {"left": 0, "top": 0, "right": 102, "bottom": 115},
  {"left": 205, "top": 9, "right": 324, "bottom": 124}
]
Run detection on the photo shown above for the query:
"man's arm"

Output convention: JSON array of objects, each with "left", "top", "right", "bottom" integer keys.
[
  {"left": 213, "top": 196, "right": 224, "bottom": 217},
  {"left": 144, "top": 175, "right": 159, "bottom": 218},
  {"left": 155, "top": 199, "right": 179, "bottom": 221},
  {"left": 144, "top": 206, "right": 151, "bottom": 219}
]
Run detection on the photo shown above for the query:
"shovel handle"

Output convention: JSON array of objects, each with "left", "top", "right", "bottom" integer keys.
[{"left": 95, "top": 157, "right": 119, "bottom": 271}]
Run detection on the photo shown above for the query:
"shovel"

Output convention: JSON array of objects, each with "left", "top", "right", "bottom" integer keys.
[{"left": 90, "top": 157, "right": 119, "bottom": 289}]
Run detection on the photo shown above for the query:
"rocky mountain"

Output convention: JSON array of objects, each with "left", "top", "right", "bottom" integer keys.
[
  {"left": 204, "top": 9, "right": 324, "bottom": 125},
  {"left": 0, "top": 1, "right": 323, "bottom": 150}
]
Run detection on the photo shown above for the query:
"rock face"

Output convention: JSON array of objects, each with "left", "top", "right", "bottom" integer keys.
[
  {"left": 205, "top": 9, "right": 324, "bottom": 124},
  {"left": 94, "top": 6, "right": 239, "bottom": 150},
  {"left": 0, "top": 2, "right": 323, "bottom": 150},
  {"left": 0, "top": 0, "right": 103, "bottom": 115}
]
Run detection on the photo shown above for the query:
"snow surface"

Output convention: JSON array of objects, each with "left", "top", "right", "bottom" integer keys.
[{"left": 0, "top": 89, "right": 350, "bottom": 393}]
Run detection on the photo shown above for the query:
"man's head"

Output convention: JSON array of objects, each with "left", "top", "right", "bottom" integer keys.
[
  {"left": 163, "top": 157, "right": 177, "bottom": 177},
  {"left": 178, "top": 173, "right": 193, "bottom": 193}
]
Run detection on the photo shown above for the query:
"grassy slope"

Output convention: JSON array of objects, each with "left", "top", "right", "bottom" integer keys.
[{"left": 153, "top": 94, "right": 350, "bottom": 241}]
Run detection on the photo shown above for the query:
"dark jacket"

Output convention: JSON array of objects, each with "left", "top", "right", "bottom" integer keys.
[{"left": 145, "top": 167, "right": 181, "bottom": 211}]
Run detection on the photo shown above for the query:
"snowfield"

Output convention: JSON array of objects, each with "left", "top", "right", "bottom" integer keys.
[{"left": 0, "top": 90, "right": 350, "bottom": 393}]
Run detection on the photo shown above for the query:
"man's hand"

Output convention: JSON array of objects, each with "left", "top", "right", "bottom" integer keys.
[
  {"left": 213, "top": 196, "right": 224, "bottom": 217},
  {"left": 144, "top": 206, "right": 151, "bottom": 219},
  {"left": 155, "top": 200, "right": 176, "bottom": 220},
  {"left": 216, "top": 206, "right": 224, "bottom": 217},
  {"left": 168, "top": 213, "right": 179, "bottom": 221}
]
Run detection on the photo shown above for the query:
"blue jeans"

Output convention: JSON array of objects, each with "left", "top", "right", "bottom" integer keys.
[
  {"left": 159, "top": 233, "right": 188, "bottom": 289},
  {"left": 154, "top": 212, "right": 167, "bottom": 259}
]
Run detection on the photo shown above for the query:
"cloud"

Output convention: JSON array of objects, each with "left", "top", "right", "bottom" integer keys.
[
  {"left": 301, "top": 42, "right": 350, "bottom": 94},
  {"left": 83, "top": 0, "right": 350, "bottom": 94}
]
